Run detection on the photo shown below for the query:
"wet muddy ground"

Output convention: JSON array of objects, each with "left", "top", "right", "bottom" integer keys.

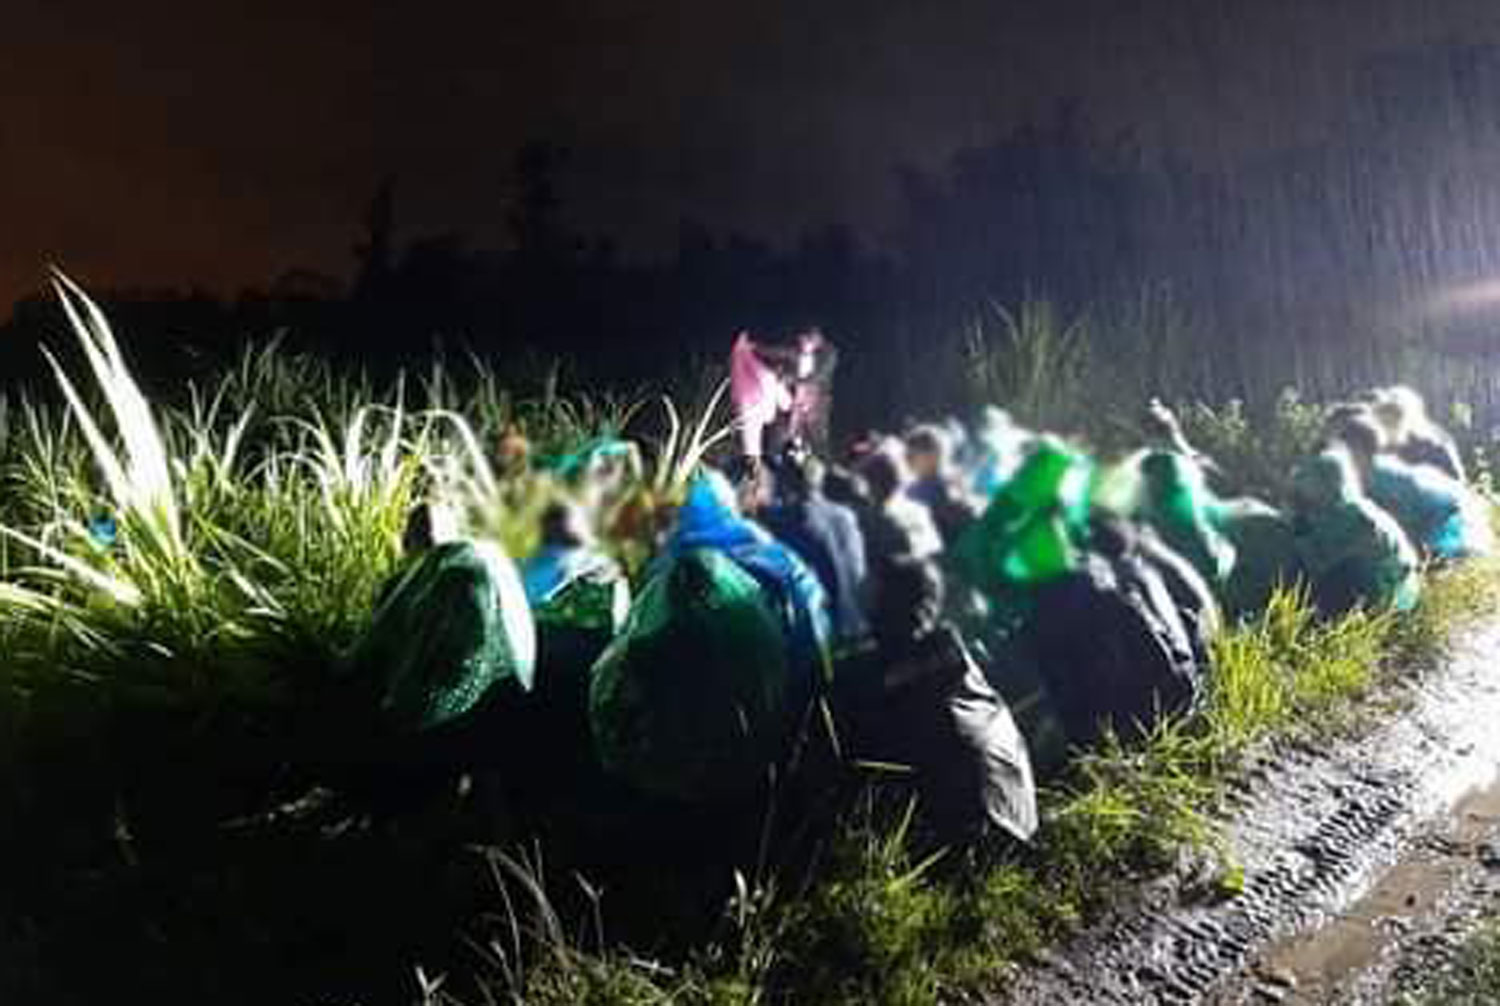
[{"left": 998, "top": 621, "right": 1500, "bottom": 1006}]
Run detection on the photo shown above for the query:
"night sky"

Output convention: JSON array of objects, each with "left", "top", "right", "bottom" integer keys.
[{"left": 4, "top": 0, "right": 1500, "bottom": 310}]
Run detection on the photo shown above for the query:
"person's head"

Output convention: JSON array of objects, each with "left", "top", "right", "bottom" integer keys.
[
  {"left": 774, "top": 450, "right": 827, "bottom": 503},
  {"left": 1328, "top": 413, "right": 1385, "bottom": 473},
  {"left": 823, "top": 463, "right": 869, "bottom": 509},
  {"left": 1139, "top": 450, "right": 1185, "bottom": 498},
  {"left": 773, "top": 437, "right": 812, "bottom": 476},
  {"left": 403, "top": 498, "right": 462, "bottom": 554},
  {"left": 1090, "top": 512, "right": 1139, "bottom": 559},
  {"left": 977, "top": 405, "right": 1016, "bottom": 436},
  {"left": 723, "top": 454, "right": 769, "bottom": 514},
  {"left": 858, "top": 440, "right": 911, "bottom": 504},
  {"left": 905, "top": 424, "right": 953, "bottom": 482},
  {"left": 1006, "top": 437, "right": 1079, "bottom": 511},
  {"left": 1325, "top": 400, "right": 1374, "bottom": 428},
  {"left": 1372, "top": 385, "right": 1427, "bottom": 444},
  {"left": 539, "top": 500, "right": 593, "bottom": 550},
  {"left": 1292, "top": 449, "right": 1360, "bottom": 511},
  {"left": 497, "top": 423, "right": 531, "bottom": 474},
  {"left": 1139, "top": 448, "right": 1208, "bottom": 509},
  {"left": 581, "top": 441, "right": 642, "bottom": 503},
  {"left": 675, "top": 469, "right": 743, "bottom": 540},
  {"left": 797, "top": 328, "right": 825, "bottom": 352}
]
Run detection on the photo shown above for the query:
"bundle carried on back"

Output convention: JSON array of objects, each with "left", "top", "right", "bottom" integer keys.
[
  {"left": 837, "top": 625, "right": 1037, "bottom": 843},
  {"left": 1028, "top": 540, "right": 1204, "bottom": 749}
]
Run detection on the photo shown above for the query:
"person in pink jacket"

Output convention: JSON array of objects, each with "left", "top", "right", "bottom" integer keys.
[{"left": 729, "top": 331, "right": 791, "bottom": 459}]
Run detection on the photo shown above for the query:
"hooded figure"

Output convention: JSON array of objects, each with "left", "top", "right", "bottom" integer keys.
[
  {"left": 591, "top": 547, "right": 793, "bottom": 801},
  {"left": 1027, "top": 518, "right": 1205, "bottom": 749},
  {"left": 522, "top": 501, "right": 631, "bottom": 632},
  {"left": 967, "top": 406, "right": 1035, "bottom": 500},
  {"left": 1211, "top": 497, "right": 1303, "bottom": 618},
  {"left": 659, "top": 471, "right": 833, "bottom": 704},
  {"left": 1332, "top": 413, "right": 1492, "bottom": 563},
  {"left": 1291, "top": 450, "right": 1422, "bottom": 615},
  {"left": 351, "top": 502, "right": 537, "bottom": 735},
  {"left": 1372, "top": 385, "right": 1466, "bottom": 483},
  {"left": 1135, "top": 450, "right": 1237, "bottom": 587},
  {"left": 592, "top": 473, "right": 832, "bottom": 800},
  {"left": 337, "top": 501, "right": 539, "bottom": 816},
  {"left": 953, "top": 437, "right": 1094, "bottom": 604}
]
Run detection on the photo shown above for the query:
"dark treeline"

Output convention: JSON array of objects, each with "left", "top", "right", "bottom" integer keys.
[{"left": 6, "top": 39, "right": 1500, "bottom": 431}]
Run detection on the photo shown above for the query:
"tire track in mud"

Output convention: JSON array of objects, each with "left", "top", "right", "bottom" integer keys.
[{"left": 998, "top": 621, "right": 1500, "bottom": 1006}]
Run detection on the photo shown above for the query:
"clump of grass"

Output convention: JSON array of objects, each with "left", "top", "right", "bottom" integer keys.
[
  {"left": 961, "top": 300, "right": 1092, "bottom": 432},
  {"left": 1396, "top": 919, "right": 1500, "bottom": 1005},
  {"left": 769, "top": 800, "right": 952, "bottom": 1006},
  {"left": 1207, "top": 584, "right": 1395, "bottom": 749},
  {"left": 1388, "top": 556, "right": 1500, "bottom": 672}
]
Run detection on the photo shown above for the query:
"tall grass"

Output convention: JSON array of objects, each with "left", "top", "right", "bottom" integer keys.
[{"left": 961, "top": 300, "right": 1091, "bottom": 432}]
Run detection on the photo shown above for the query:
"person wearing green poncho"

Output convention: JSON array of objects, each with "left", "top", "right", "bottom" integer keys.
[
  {"left": 952, "top": 436, "right": 1093, "bottom": 605},
  {"left": 1211, "top": 497, "right": 1303, "bottom": 619},
  {"left": 589, "top": 547, "right": 793, "bottom": 801},
  {"left": 332, "top": 501, "right": 537, "bottom": 816},
  {"left": 590, "top": 472, "right": 831, "bottom": 802},
  {"left": 1135, "top": 450, "right": 1237, "bottom": 587},
  {"left": 1136, "top": 401, "right": 1302, "bottom": 618},
  {"left": 1291, "top": 450, "right": 1421, "bottom": 615},
  {"left": 350, "top": 501, "right": 537, "bottom": 735}
]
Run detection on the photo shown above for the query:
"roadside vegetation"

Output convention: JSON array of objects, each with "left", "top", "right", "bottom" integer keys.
[
  {"left": 1, "top": 278, "right": 1496, "bottom": 1005},
  {"left": 1397, "top": 919, "right": 1500, "bottom": 1006}
]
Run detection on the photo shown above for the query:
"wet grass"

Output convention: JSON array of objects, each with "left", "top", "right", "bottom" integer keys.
[{"left": 1396, "top": 919, "right": 1500, "bottom": 1006}]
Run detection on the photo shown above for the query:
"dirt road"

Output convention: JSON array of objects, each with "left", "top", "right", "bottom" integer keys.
[{"left": 999, "top": 621, "right": 1500, "bottom": 1006}]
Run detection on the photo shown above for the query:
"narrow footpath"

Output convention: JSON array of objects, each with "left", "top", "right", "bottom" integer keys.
[{"left": 1000, "top": 621, "right": 1500, "bottom": 1006}]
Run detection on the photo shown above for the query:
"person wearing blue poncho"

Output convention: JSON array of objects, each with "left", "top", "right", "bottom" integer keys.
[
  {"left": 1331, "top": 412, "right": 1492, "bottom": 563},
  {"left": 590, "top": 470, "right": 832, "bottom": 800},
  {"left": 659, "top": 470, "right": 833, "bottom": 684},
  {"left": 522, "top": 501, "right": 631, "bottom": 632}
]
